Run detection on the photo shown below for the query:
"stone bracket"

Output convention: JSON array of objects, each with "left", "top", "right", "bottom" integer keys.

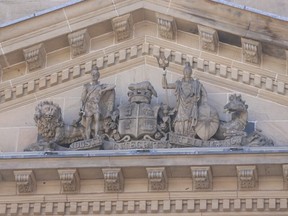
[
  {"left": 190, "top": 166, "right": 212, "bottom": 191},
  {"left": 156, "top": 14, "right": 177, "bottom": 40},
  {"left": 241, "top": 38, "right": 262, "bottom": 65},
  {"left": 198, "top": 25, "right": 219, "bottom": 52},
  {"left": 68, "top": 29, "right": 90, "bottom": 58},
  {"left": 13, "top": 170, "right": 36, "bottom": 193},
  {"left": 282, "top": 164, "right": 288, "bottom": 189},
  {"left": 237, "top": 165, "right": 258, "bottom": 190},
  {"left": 102, "top": 168, "right": 124, "bottom": 192},
  {"left": 23, "top": 43, "right": 46, "bottom": 71},
  {"left": 146, "top": 167, "right": 168, "bottom": 191},
  {"left": 112, "top": 14, "right": 133, "bottom": 42},
  {"left": 58, "top": 169, "right": 80, "bottom": 193}
]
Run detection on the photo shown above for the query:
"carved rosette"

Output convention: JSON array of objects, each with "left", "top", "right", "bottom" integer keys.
[
  {"left": 13, "top": 170, "right": 36, "bottom": 193},
  {"left": 112, "top": 14, "right": 133, "bottom": 42},
  {"left": 102, "top": 168, "right": 124, "bottom": 192},
  {"left": 191, "top": 166, "right": 212, "bottom": 191},
  {"left": 156, "top": 14, "right": 177, "bottom": 40},
  {"left": 282, "top": 165, "right": 288, "bottom": 189},
  {"left": 198, "top": 25, "right": 219, "bottom": 52},
  {"left": 68, "top": 29, "right": 90, "bottom": 58},
  {"left": 23, "top": 43, "right": 46, "bottom": 71},
  {"left": 241, "top": 38, "right": 262, "bottom": 64},
  {"left": 237, "top": 166, "right": 258, "bottom": 190},
  {"left": 146, "top": 167, "right": 167, "bottom": 191},
  {"left": 58, "top": 169, "right": 80, "bottom": 193}
]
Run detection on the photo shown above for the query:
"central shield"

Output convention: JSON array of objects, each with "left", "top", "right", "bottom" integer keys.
[{"left": 118, "top": 103, "right": 159, "bottom": 139}]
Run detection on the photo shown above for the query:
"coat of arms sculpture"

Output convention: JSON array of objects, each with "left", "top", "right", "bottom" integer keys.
[{"left": 25, "top": 60, "right": 273, "bottom": 151}]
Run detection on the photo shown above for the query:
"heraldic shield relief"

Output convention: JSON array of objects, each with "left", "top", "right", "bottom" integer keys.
[{"left": 25, "top": 62, "right": 274, "bottom": 151}]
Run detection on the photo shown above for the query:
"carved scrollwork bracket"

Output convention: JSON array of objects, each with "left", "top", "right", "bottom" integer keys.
[
  {"left": 58, "top": 169, "right": 80, "bottom": 193},
  {"left": 237, "top": 166, "right": 258, "bottom": 190},
  {"left": 282, "top": 164, "right": 288, "bottom": 190},
  {"left": 198, "top": 25, "right": 219, "bottom": 52},
  {"left": 191, "top": 166, "right": 212, "bottom": 191},
  {"left": 112, "top": 14, "right": 133, "bottom": 42},
  {"left": 13, "top": 170, "right": 36, "bottom": 194},
  {"left": 146, "top": 167, "right": 168, "bottom": 191},
  {"left": 23, "top": 43, "right": 46, "bottom": 71},
  {"left": 241, "top": 38, "right": 262, "bottom": 65},
  {"left": 102, "top": 168, "right": 124, "bottom": 192},
  {"left": 156, "top": 14, "right": 177, "bottom": 40},
  {"left": 68, "top": 29, "right": 90, "bottom": 58}
]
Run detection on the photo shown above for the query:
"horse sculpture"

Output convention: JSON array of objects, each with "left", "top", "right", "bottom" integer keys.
[{"left": 214, "top": 94, "right": 248, "bottom": 140}]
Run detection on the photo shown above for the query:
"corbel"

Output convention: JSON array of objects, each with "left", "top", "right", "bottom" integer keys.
[
  {"left": 102, "top": 168, "right": 124, "bottom": 192},
  {"left": 237, "top": 166, "right": 258, "bottom": 190},
  {"left": 58, "top": 169, "right": 80, "bottom": 193},
  {"left": 23, "top": 43, "right": 46, "bottom": 71},
  {"left": 68, "top": 29, "right": 90, "bottom": 58},
  {"left": 198, "top": 25, "right": 219, "bottom": 52},
  {"left": 146, "top": 167, "right": 168, "bottom": 191},
  {"left": 241, "top": 38, "right": 262, "bottom": 65},
  {"left": 112, "top": 14, "right": 133, "bottom": 42},
  {"left": 282, "top": 165, "right": 288, "bottom": 189},
  {"left": 13, "top": 170, "right": 36, "bottom": 193},
  {"left": 156, "top": 14, "right": 177, "bottom": 40},
  {"left": 191, "top": 166, "right": 212, "bottom": 191}
]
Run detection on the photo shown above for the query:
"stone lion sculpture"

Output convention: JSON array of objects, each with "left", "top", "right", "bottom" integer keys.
[{"left": 24, "top": 101, "right": 85, "bottom": 151}]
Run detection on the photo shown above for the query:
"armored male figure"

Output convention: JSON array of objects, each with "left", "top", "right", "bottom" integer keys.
[
  {"left": 162, "top": 62, "right": 208, "bottom": 137},
  {"left": 81, "top": 66, "right": 115, "bottom": 139}
]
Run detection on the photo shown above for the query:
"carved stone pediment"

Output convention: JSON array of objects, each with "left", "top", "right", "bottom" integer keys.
[
  {"left": 191, "top": 166, "right": 212, "bottom": 191},
  {"left": 237, "top": 166, "right": 258, "bottom": 190},
  {"left": 112, "top": 14, "right": 133, "bottom": 42},
  {"left": 102, "top": 168, "right": 124, "bottom": 192},
  {"left": 13, "top": 170, "right": 36, "bottom": 194},
  {"left": 146, "top": 167, "right": 168, "bottom": 191},
  {"left": 23, "top": 43, "right": 46, "bottom": 71}
]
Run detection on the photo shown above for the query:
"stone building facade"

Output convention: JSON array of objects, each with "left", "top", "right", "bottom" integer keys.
[{"left": 0, "top": 0, "right": 288, "bottom": 215}]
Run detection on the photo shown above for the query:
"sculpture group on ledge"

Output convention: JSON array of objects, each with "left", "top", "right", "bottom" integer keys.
[{"left": 25, "top": 63, "right": 273, "bottom": 151}]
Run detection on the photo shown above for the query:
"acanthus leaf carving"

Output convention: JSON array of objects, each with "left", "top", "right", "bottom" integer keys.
[
  {"left": 190, "top": 166, "right": 212, "bottom": 191},
  {"left": 58, "top": 169, "right": 80, "bottom": 193},
  {"left": 198, "top": 25, "right": 219, "bottom": 52},
  {"left": 112, "top": 14, "right": 133, "bottom": 42},
  {"left": 102, "top": 168, "right": 124, "bottom": 192},
  {"left": 237, "top": 165, "right": 258, "bottom": 190},
  {"left": 146, "top": 167, "right": 167, "bottom": 191},
  {"left": 23, "top": 43, "right": 46, "bottom": 71},
  {"left": 241, "top": 38, "right": 262, "bottom": 65},
  {"left": 157, "top": 14, "right": 177, "bottom": 40},
  {"left": 68, "top": 29, "right": 90, "bottom": 58},
  {"left": 13, "top": 170, "right": 36, "bottom": 193}
]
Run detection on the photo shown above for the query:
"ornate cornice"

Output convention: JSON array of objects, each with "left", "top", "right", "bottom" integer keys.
[
  {"left": 58, "top": 169, "right": 80, "bottom": 193},
  {"left": 102, "top": 168, "right": 124, "bottom": 192},
  {"left": 146, "top": 167, "right": 167, "bottom": 191},
  {"left": 13, "top": 170, "right": 36, "bottom": 194},
  {"left": 0, "top": 36, "right": 287, "bottom": 112}
]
